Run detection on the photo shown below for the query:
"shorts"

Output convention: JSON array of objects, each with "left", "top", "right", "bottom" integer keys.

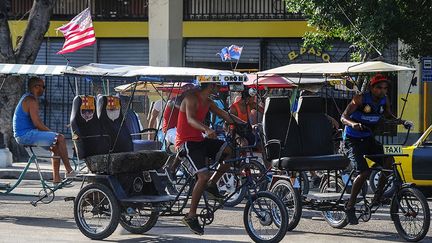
[
  {"left": 181, "top": 138, "right": 227, "bottom": 174},
  {"left": 345, "top": 136, "right": 383, "bottom": 172},
  {"left": 15, "top": 129, "right": 59, "bottom": 150}
]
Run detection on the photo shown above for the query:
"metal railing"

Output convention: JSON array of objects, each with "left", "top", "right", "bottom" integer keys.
[
  {"left": 9, "top": 0, "right": 149, "bottom": 21},
  {"left": 183, "top": 0, "right": 304, "bottom": 20}
]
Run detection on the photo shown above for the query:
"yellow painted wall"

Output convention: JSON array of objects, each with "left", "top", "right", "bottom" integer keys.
[
  {"left": 398, "top": 93, "right": 422, "bottom": 133},
  {"left": 8, "top": 20, "right": 310, "bottom": 47},
  {"left": 183, "top": 21, "right": 311, "bottom": 38}
]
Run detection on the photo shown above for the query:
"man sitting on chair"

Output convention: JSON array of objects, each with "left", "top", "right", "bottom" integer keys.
[{"left": 13, "top": 77, "right": 76, "bottom": 184}]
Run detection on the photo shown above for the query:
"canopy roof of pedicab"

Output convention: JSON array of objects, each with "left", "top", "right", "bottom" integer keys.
[
  {"left": 258, "top": 61, "right": 415, "bottom": 79},
  {"left": 244, "top": 74, "right": 296, "bottom": 89},
  {"left": 63, "top": 63, "right": 247, "bottom": 84},
  {"left": 0, "top": 63, "right": 247, "bottom": 83}
]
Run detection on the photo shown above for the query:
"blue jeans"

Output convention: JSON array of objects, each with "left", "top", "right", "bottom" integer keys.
[{"left": 15, "top": 129, "right": 58, "bottom": 149}]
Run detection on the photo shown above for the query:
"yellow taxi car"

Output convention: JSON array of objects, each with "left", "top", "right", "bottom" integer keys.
[
  {"left": 398, "top": 125, "right": 432, "bottom": 189},
  {"left": 369, "top": 125, "right": 432, "bottom": 197}
]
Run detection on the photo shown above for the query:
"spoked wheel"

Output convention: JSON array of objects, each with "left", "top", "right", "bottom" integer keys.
[
  {"left": 369, "top": 170, "right": 396, "bottom": 197},
  {"left": 320, "top": 178, "right": 349, "bottom": 229},
  {"left": 218, "top": 159, "right": 266, "bottom": 207},
  {"left": 244, "top": 191, "right": 288, "bottom": 243},
  {"left": 217, "top": 172, "right": 246, "bottom": 207},
  {"left": 270, "top": 179, "right": 302, "bottom": 231},
  {"left": 74, "top": 183, "right": 120, "bottom": 240},
  {"left": 297, "top": 171, "right": 309, "bottom": 195},
  {"left": 391, "top": 187, "right": 430, "bottom": 242},
  {"left": 119, "top": 207, "right": 159, "bottom": 234}
]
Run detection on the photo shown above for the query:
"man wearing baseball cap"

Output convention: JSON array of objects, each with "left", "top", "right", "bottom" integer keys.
[{"left": 341, "top": 73, "right": 413, "bottom": 225}]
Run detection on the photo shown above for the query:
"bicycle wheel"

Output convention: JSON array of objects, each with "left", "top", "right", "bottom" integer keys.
[
  {"left": 270, "top": 179, "right": 302, "bottom": 231},
  {"left": 219, "top": 159, "right": 266, "bottom": 207},
  {"left": 320, "top": 178, "right": 349, "bottom": 229},
  {"left": 243, "top": 191, "right": 288, "bottom": 243},
  {"left": 391, "top": 187, "right": 430, "bottom": 242},
  {"left": 369, "top": 170, "right": 396, "bottom": 197},
  {"left": 74, "top": 183, "right": 120, "bottom": 240},
  {"left": 119, "top": 207, "right": 158, "bottom": 234}
]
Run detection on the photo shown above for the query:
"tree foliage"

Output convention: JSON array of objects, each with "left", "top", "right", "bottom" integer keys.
[
  {"left": 285, "top": 0, "right": 432, "bottom": 60},
  {"left": 0, "top": 0, "right": 57, "bottom": 160}
]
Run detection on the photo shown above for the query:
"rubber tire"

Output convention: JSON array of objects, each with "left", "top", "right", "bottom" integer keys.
[
  {"left": 243, "top": 191, "right": 288, "bottom": 243},
  {"left": 391, "top": 187, "right": 430, "bottom": 242},
  {"left": 320, "top": 178, "right": 349, "bottom": 229},
  {"left": 298, "top": 171, "right": 309, "bottom": 195},
  {"left": 74, "top": 183, "right": 120, "bottom": 240},
  {"left": 270, "top": 179, "right": 302, "bottom": 231},
  {"left": 222, "top": 159, "right": 266, "bottom": 207},
  {"left": 119, "top": 210, "right": 159, "bottom": 234},
  {"left": 369, "top": 170, "right": 397, "bottom": 198}
]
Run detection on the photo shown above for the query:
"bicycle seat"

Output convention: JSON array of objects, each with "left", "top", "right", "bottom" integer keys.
[{"left": 272, "top": 154, "right": 350, "bottom": 171}]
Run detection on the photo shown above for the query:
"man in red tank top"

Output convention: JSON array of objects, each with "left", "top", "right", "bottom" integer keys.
[{"left": 176, "top": 82, "right": 244, "bottom": 235}]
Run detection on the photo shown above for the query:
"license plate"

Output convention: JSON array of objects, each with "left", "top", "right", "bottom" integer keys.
[{"left": 383, "top": 145, "right": 403, "bottom": 154}]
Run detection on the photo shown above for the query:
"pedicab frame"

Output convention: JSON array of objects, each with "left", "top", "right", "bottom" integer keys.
[
  {"left": 255, "top": 61, "right": 430, "bottom": 242},
  {"left": 61, "top": 63, "right": 289, "bottom": 242}
]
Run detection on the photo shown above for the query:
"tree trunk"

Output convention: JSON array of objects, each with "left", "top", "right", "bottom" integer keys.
[{"left": 0, "top": 0, "right": 57, "bottom": 160}]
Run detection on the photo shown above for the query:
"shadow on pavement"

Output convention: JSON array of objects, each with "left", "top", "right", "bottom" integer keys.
[
  {"left": 291, "top": 228, "right": 431, "bottom": 242},
  {"left": 112, "top": 234, "right": 249, "bottom": 243},
  {"left": 0, "top": 216, "right": 76, "bottom": 229}
]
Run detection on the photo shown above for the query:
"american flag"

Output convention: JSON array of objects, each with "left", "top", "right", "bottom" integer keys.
[{"left": 57, "top": 8, "right": 96, "bottom": 54}]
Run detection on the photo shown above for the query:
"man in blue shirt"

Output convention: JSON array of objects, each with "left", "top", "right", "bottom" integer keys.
[
  {"left": 341, "top": 74, "right": 413, "bottom": 225},
  {"left": 13, "top": 77, "right": 75, "bottom": 184}
]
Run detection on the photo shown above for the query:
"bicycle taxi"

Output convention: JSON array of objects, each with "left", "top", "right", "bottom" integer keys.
[
  {"left": 255, "top": 61, "right": 430, "bottom": 242},
  {"left": 0, "top": 63, "right": 83, "bottom": 206},
  {"left": 62, "top": 63, "right": 289, "bottom": 243}
]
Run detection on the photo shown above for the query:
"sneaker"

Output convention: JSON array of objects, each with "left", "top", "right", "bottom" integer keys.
[
  {"left": 65, "top": 170, "right": 77, "bottom": 179},
  {"left": 345, "top": 206, "right": 359, "bottom": 225},
  {"left": 52, "top": 181, "right": 74, "bottom": 189},
  {"left": 206, "top": 182, "right": 225, "bottom": 199},
  {"left": 182, "top": 215, "right": 204, "bottom": 235}
]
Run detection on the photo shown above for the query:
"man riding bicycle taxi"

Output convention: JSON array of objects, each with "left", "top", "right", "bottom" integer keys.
[
  {"left": 341, "top": 73, "right": 413, "bottom": 225},
  {"left": 175, "top": 81, "right": 245, "bottom": 235}
]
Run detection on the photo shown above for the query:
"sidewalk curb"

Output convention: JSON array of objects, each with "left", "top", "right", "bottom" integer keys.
[{"left": 0, "top": 168, "right": 54, "bottom": 180}]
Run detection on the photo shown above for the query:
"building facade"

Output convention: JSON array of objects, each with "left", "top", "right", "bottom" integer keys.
[{"left": 8, "top": 0, "right": 426, "bottom": 138}]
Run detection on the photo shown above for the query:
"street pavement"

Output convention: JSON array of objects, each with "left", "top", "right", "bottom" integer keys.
[{"left": 1, "top": 179, "right": 431, "bottom": 243}]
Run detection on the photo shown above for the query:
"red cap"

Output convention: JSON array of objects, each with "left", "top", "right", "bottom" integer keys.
[{"left": 370, "top": 74, "right": 390, "bottom": 86}]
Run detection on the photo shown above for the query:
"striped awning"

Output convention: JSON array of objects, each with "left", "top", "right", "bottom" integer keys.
[{"left": 0, "top": 64, "right": 72, "bottom": 76}]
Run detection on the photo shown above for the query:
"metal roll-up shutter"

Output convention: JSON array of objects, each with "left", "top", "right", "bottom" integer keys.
[
  {"left": 34, "top": 38, "right": 96, "bottom": 137},
  {"left": 98, "top": 39, "right": 149, "bottom": 65},
  {"left": 185, "top": 38, "right": 260, "bottom": 63}
]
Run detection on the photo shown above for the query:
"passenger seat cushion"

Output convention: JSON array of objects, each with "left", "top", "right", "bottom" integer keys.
[
  {"left": 296, "top": 96, "right": 334, "bottom": 155},
  {"left": 70, "top": 95, "right": 110, "bottom": 159},
  {"left": 263, "top": 97, "right": 302, "bottom": 158},
  {"left": 97, "top": 95, "right": 133, "bottom": 153},
  {"left": 85, "top": 150, "right": 169, "bottom": 174},
  {"left": 272, "top": 154, "right": 350, "bottom": 171}
]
